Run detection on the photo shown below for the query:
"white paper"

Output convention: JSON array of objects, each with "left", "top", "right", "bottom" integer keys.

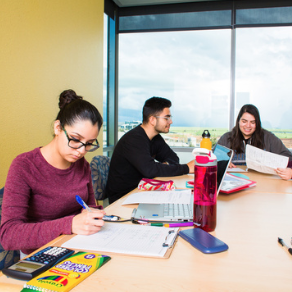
[
  {"left": 246, "top": 144, "right": 289, "bottom": 174},
  {"left": 227, "top": 167, "right": 248, "bottom": 173},
  {"left": 122, "top": 189, "right": 192, "bottom": 205},
  {"left": 62, "top": 223, "right": 178, "bottom": 258}
]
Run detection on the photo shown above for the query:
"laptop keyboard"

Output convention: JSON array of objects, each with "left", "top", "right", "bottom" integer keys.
[{"left": 163, "top": 203, "right": 193, "bottom": 219}]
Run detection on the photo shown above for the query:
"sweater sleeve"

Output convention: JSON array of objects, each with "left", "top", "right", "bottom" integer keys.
[
  {"left": 264, "top": 130, "right": 292, "bottom": 160},
  {"left": 217, "top": 132, "right": 231, "bottom": 148},
  {"left": 0, "top": 158, "right": 74, "bottom": 254},
  {"left": 151, "top": 135, "right": 180, "bottom": 164},
  {"left": 122, "top": 134, "right": 189, "bottom": 178}
]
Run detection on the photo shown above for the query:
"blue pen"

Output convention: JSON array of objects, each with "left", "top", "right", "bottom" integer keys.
[{"left": 76, "top": 195, "right": 91, "bottom": 212}]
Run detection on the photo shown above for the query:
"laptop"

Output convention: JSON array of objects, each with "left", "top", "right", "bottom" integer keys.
[{"left": 131, "top": 144, "right": 234, "bottom": 223}]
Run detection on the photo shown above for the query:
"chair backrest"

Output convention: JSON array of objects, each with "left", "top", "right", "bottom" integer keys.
[
  {"left": 0, "top": 187, "right": 20, "bottom": 270},
  {"left": 90, "top": 155, "right": 111, "bottom": 200}
]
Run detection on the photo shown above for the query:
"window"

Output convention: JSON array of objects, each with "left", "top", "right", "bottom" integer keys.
[
  {"left": 104, "top": 0, "right": 292, "bottom": 159},
  {"left": 118, "top": 29, "right": 231, "bottom": 154},
  {"left": 235, "top": 26, "right": 292, "bottom": 148}
]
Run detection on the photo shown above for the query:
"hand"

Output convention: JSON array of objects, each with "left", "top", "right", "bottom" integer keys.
[
  {"left": 187, "top": 160, "right": 195, "bottom": 174},
  {"left": 72, "top": 208, "right": 106, "bottom": 235},
  {"left": 229, "top": 162, "right": 236, "bottom": 168},
  {"left": 275, "top": 168, "right": 292, "bottom": 180}
]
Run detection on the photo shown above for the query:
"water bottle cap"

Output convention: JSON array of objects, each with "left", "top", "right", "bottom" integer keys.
[
  {"left": 192, "top": 148, "right": 217, "bottom": 166},
  {"left": 202, "top": 130, "right": 211, "bottom": 138}
]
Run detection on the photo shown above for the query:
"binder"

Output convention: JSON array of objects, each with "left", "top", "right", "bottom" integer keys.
[{"left": 220, "top": 173, "right": 256, "bottom": 194}]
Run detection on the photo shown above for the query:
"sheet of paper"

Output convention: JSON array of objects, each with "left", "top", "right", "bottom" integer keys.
[
  {"left": 122, "top": 189, "right": 192, "bottom": 205},
  {"left": 246, "top": 144, "right": 289, "bottom": 175},
  {"left": 62, "top": 223, "right": 178, "bottom": 258},
  {"left": 227, "top": 167, "right": 247, "bottom": 173}
]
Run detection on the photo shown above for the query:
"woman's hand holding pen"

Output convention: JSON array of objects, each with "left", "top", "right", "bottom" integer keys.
[{"left": 72, "top": 208, "right": 106, "bottom": 235}]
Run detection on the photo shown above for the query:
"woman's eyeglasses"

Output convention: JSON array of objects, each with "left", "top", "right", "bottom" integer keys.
[{"left": 63, "top": 127, "right": 100, "bottom": 152}]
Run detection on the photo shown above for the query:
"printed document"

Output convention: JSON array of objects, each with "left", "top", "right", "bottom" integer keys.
[
  {"left": 122, "top": 189, "right": 191, "bottom": 205},
  {"left": 246, "top": 144, "right": 289, "bottom": 174}
]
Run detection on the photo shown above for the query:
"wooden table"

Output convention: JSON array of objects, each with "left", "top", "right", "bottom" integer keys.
[{"left": 1, "top": 169, "right": 292, "bottom": 291}]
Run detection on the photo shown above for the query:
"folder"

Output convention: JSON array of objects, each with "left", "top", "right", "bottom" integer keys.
[{"left": 220, "top": 173, "right": 256, "bottom": 194}]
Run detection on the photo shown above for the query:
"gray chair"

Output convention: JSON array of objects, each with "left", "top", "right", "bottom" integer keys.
[
  {"left": 90, "top": 155, "right": 111, "bottom": 206},
  {"left": 0, "top": 187, "right": 20, "bottom": 270}
]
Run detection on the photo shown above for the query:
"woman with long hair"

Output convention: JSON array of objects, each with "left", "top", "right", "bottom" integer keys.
[{"left": 217, "top": 104, "right": 292, "bottom": 166}]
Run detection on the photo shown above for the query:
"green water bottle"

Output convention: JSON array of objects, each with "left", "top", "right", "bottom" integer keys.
[{"left": 200, "top": 130, "right": 212, "bottom": 150}]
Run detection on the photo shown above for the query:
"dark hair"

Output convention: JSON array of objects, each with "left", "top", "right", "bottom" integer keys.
[
  {"left": 56, "top": 89, "right": 103, "bottom": 130},
  {"left": 142, "top": 97, "right": 172, "bottom": 123},
  {"left": 229, "top": 104, "right": 264, "bottom": 153}
]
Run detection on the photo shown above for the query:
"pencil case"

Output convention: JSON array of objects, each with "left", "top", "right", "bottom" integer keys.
[
  {"left": 21, "top": 251, "right": 111, "bottom": 292},
  {"left": 137, "top": 178, "right": 176, "bottom": 191}
]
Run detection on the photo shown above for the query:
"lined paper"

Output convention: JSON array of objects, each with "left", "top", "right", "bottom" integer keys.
[{"left": 62, "top": 223, "right": 178, "bottom": 258}]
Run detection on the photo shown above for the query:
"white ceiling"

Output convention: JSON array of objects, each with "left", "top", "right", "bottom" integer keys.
[{"left": 112, "top": 0, "right": 216, "bottom": 8}]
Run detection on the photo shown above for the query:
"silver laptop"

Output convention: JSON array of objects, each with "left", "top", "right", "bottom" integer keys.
[{"left": 131, "top": 144, "right": 233, "bottom": 223}]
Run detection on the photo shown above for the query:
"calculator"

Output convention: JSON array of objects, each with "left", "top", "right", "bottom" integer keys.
[{"left": 2, "top": 246, "right": 75, "bottom": 280}]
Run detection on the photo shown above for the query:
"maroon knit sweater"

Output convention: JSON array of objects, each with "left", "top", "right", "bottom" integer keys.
[{"left": 0, "top": 148, "right": 101, "bottom": 255}]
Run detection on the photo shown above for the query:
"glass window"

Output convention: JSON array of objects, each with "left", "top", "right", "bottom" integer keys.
[
  {"left": 236, "top": 7, "right": 292, "bottom": 25},
  {"left": 119, "top": 10, "right": 231, "bottom": 32},
  {"left": 118, "top": 29, "right": 231, "bottom": 152},
  {"left": 103, "top": 14, "right": 108, "bottom": 147},
  {"left": 235, "top": 26, "right": 292, "bottom": 148}
]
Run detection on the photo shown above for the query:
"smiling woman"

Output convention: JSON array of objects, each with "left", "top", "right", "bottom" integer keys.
[
  {"left": 217, "top": 104, "right": 292, "bottom": 165},
  {"left": 0, "top": 90, "right": 106, "bottom": 258}
]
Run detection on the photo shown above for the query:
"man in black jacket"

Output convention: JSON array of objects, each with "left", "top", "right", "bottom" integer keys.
[{"left": 105, "top": 97, "right": 194, "bottom": 204}]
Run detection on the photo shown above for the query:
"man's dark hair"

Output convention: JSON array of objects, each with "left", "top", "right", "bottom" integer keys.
[{"left": 142, "top": 97, "right": 172, "bottom": 123}]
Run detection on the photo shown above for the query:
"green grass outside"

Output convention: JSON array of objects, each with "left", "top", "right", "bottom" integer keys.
[{"left": 169, "top": 127, "right": 292, "bottom": 139}]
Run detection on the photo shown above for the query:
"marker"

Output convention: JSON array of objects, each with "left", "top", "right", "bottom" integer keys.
[
  {"left": 164, "top": 222, "right": 194, "bottom": 228},
  {"left": 76, "top": 195, "right": 91, "bottom": 212},
  {"left": 137, "top": 222, "right": 164, "bottom": 226},
  {"left": 148, "top": 223, "right": 164, "bottom": 226},
  {"left": 278, "top": 237, "right": 292, "bottom": 255}
]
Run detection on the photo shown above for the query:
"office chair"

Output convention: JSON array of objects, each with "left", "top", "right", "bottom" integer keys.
[
  {"left": 0, "top": 187, "right": 20, "bottom": 270},
  {"left": 90, "top": 155, "right": 111, "bottom": 206}
]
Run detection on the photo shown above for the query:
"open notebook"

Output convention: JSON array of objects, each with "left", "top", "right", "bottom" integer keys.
[{"left": 132, "top": 144, "right": 233, "bottom": 223}]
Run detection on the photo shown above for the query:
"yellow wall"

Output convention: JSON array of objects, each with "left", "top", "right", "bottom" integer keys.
[{"left": 0, "top": 0, "right": 104, "bottom": 187}]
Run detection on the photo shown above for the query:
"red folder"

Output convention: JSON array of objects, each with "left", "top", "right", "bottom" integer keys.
[{"left": 220, "top": 173, "right": 256, "bottom": 194}]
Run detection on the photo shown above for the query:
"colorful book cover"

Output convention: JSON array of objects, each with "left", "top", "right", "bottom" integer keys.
[{"left": 21, "top": 251, "right": 111, "bottom": 292}]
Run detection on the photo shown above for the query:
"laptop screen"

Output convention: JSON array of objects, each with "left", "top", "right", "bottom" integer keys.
[{"left": 213, "top": 144, "right": 234, "bottom": 195}]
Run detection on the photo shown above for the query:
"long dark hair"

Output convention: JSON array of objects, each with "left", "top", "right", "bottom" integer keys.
[
  {"left": 228, "top": 104, "right": 264, "bottom": 153},
  {"left": 56, "top": 89, "right": 103, "bottom": 130}
]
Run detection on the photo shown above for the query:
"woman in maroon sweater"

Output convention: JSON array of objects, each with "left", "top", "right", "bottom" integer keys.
[{"left": 0, "top": 90, "right": 105, "bottom": 256}]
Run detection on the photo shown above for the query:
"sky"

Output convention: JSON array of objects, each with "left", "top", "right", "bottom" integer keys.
[{"left": 115, "top": 26, "right": 292, "bottom": 130}]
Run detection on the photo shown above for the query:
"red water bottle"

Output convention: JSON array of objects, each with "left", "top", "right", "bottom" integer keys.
[{"left": 192, "top": 148, "right": 217, "bottom": 232}]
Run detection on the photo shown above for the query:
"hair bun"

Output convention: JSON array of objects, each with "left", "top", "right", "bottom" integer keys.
[{"left": 59, "top": 89, "right": 83, "bottom": 110}]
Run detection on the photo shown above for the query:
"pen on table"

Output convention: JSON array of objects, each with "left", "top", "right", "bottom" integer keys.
[
  {"left": 278, "top": 237, "right": 292, "bottom": 255},
  {"left": 76, "top": 195, "right": 91, "bottom": 212}
]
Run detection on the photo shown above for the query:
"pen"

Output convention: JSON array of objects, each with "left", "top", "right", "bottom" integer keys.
[
  {"left": 76, "top": 195, "right": 91, "bottom": 212},
  {"left": 278, "top": 237, "right": 292, "bottom": 255}
]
